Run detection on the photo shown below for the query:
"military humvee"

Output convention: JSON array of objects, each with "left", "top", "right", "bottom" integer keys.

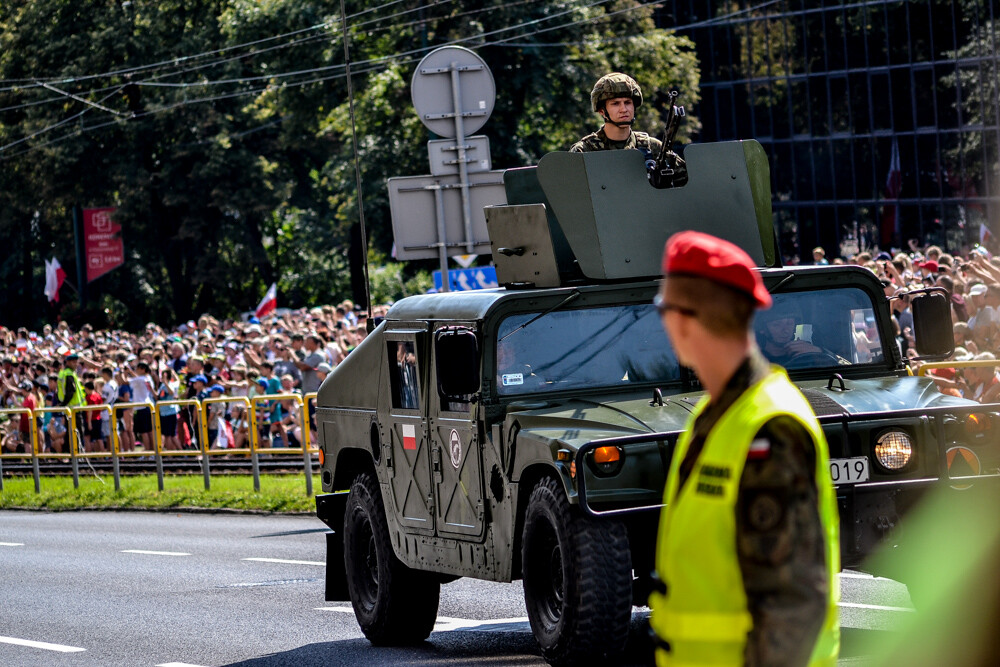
[{"left": 315, "top": 141, "right": 999, "bottom": 665}]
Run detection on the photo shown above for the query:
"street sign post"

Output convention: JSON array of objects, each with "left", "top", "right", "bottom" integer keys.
[{"left": 391, "top": 46, "right": 501, "bottom": 291}]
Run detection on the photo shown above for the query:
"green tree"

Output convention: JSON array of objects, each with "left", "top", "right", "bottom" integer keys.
[{"left": 0, "top": 0, "right": 700, "bottom": 329}]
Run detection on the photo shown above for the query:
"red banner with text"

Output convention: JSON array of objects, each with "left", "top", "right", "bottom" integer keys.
[{"left": 83, "top": 207, "right": 124, "bottom": 283}]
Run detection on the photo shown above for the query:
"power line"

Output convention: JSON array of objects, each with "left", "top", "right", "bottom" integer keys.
[{"left": 1, "top": 0, "right": 774, "bottom": 159}]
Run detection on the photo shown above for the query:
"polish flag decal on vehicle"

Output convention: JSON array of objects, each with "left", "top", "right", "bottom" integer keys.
[{"left": 402, "top": 424, "right": 417, "bottom": 450}]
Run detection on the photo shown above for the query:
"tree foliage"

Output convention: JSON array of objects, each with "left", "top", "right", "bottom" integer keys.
[{"left": 0, "top": 0, "right": 699, "bottom": 329}]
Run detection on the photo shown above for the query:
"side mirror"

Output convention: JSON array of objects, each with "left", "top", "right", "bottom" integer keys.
[
  {"left": 436, "top": 328, "right": 480, "bottom": 397},
  {"left": 909, "top": 289, "right": 955, "bottom": 359}
]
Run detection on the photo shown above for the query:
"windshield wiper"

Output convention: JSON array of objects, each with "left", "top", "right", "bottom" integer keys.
[
  {"left": 768, "top": 273, "right": 795, "bottom": 294},
  {"left": 500, "top": 290, "right": 581, "bottom": 342}
]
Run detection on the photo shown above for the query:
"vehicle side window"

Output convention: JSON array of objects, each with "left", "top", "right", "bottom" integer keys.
[{"left": 387, "top": 341, "right": 420, "bottom": 410}]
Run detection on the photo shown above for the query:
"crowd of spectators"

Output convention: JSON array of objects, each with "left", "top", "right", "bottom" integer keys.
[
  {"left": 815, "top": 241, "right": 1000, "bottom": 402},
  {"left": 0, "top": 301, "right": 387, "bottom": 455},
  {"left": 7, "top": 239, "right": 1000, "bottom": 454}
]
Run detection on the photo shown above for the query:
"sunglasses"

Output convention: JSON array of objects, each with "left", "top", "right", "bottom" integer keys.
[{"left": 653, "top": 294, "right": 697, "bottom": 317}]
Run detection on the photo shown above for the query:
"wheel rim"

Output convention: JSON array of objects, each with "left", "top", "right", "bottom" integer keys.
[
  {"left": 352, "top": 508, "right": 379, "bottom": 609},
  {"left": 529, "top": 520, "right": 565, "bottom": 630}
]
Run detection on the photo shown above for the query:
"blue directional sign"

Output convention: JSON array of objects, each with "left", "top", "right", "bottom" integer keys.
[{"left": 433, "top": 266, "right": 499, "bottom": 291}]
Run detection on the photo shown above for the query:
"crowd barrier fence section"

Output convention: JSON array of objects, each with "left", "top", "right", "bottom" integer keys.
[
  {"left": 247, "top": 393, "right": 312, "bottom": 496},
  {"left": 152, "top": 398, "right": 204, "bottom": 491},
  {"left": 917, "top": 360, "right": 1000, "bottom": 377},
  {"left": 1, "top": 393, "right": 322, "bottom": 496},
  {"left": 199, "top": 395, "right": 253, "bottom": 490},
  {"left": 0, "top": 407, "right": 40, "bottom": 493}
]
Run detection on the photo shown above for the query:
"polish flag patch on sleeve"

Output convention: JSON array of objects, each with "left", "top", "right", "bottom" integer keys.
[
  {"left": 402, "top": 423, "right": 417, "bottom": 450},
  {"left": 747, "top": 438, "right": 771, "bottom": 460}
]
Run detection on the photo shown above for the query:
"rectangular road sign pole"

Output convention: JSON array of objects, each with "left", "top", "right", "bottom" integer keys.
[
  {"left": 450, "top": 65, "right": 475, "bottom": 253},
  {"left": 434, "top": 185, "right": 450, "bottom": 292}
]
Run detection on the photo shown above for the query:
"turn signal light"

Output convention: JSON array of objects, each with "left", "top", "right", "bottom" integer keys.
[
  {"left": 593, "top": 446, "right": 621, "bottom": 464},
  {"left": 966, "top": 413, "right": 991, "bottom": 436}
]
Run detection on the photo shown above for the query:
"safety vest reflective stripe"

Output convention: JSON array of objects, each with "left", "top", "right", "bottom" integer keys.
[{"left": 654, "top": 610, "right": 752, "bottom": 642}]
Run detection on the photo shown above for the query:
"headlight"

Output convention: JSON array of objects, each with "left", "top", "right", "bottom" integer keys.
[{"left": 875, "top": 430, "right": 912, "bottom": 470}]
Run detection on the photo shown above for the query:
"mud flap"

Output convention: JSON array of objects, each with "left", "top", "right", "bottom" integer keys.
[{"left": 316, "top": 491, "right": 350, "bottom": 601}]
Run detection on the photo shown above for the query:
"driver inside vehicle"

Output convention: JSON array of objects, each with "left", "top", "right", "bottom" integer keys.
[{"left": 756, "top": 304, "right": 846, "bottom": 368}]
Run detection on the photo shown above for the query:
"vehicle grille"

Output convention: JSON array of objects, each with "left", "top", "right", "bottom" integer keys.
[{"left": 801, "top": 389, "right": 848, "bottom": 417}]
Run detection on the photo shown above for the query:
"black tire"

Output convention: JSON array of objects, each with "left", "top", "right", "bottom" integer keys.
[
  {"left": 343, "top": 471, "right": 440, "bottom": 645},
  {"left": 521, "top": 476, "right": 633, "bottom": 665}
]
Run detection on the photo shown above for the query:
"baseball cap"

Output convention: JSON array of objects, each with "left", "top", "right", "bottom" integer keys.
[
  {"left": 190, "top": 374, "right": 208, "bottom": 384},
  {"left": 208, "top": 384, "right": 225, "bottom": 394},
  {"left": 662, "top": 231, "right": 772, "bottom": 309},
  {"left": 970, "top": 283, "right": 988, "bottom": 297},
  {"left": 256, "top": 378, "right": 268, "bottom": 388},
  {"left": 919, "top": 260, "right": 939, "bottom": 273}
]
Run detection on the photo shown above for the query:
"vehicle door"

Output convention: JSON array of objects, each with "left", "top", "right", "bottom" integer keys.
[
  {"left": 430, "top": 325, "right": 485, "bottom": 540},
  {"left": 383, "top": 327, "right": 435, "bottom": 535}
]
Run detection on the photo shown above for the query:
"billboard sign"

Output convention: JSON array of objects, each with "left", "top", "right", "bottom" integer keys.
[{"left": 83, "top": 207, "right": 124, "bottom": 283}]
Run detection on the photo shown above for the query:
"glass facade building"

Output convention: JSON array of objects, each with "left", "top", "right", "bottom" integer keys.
[{"left": 659, "top": 1, "right": 1000, "bottom": 262}]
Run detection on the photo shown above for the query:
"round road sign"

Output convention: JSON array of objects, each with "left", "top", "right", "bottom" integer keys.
[{"left": 411, "top": 46, "right": 495, "bottom": 138}]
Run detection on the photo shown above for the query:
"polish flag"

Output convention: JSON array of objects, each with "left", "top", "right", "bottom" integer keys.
[
  {"left": 44, "top": 258, "right": 67, "bottom": 303},
  {"left": 255, "top": 282, "right": 277, "bottom": 318},
  {"left": 981, "top": 223, "right": 994, "bottom": 247},
  {"left": 402, "top": 423, "right": 417, "bottom": 450},
  {"left": 881, "top": 138, "right": 902, "bottom": 247}
]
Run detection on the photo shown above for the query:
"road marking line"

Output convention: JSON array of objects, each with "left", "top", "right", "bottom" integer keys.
[
  {"left": 0, "top": 635, "right": 86, "bottom": 653},
  {"left": 121, "top": 550, "right": 191, "bottom": 557},
  {"left": 315, "top": 607, "right": 532, "bottom": 633},
  {"left": 243, "top": 557, "right": 324, "bottom": 566},
  {"left": 0, "top": 542, "right": 24, "bottom": 547},
  {"left": 157, "top": 663, "right": 209, "bottom": 667},
  {"left": 434, "top": 616, "right": 531, "bottom": 633},
  {"left": 316, "top": 606, "right": 355, "bottom": 613},
  {"left": 838, "top": 602, "right": 915, "bottom": 613}
]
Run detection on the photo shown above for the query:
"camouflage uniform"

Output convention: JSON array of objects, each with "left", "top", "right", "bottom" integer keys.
[
  {"left": 569, "top": 127, "right": 663, "bottom": 155},
  {"left": 675, "top": 349, "right": 828, "bottom": 666}
]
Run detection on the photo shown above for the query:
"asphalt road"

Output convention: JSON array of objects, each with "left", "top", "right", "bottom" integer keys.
[{"left": 0, "top": 511, "right": 911, "bottom": 666}]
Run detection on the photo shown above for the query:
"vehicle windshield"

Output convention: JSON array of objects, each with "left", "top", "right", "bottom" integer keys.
[
  {"left": 753, "top": 287, "right": 886, "bottom": 369},
  {"left": 495, "top": 286, "right": 886, "bottom": 396},
  {"left": 496, "top": 303, "right": 679, "bottom": 396}
]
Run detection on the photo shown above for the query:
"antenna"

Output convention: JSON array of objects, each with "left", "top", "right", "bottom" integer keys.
[{"left": 339, "top": 0, "right": 374, "bottom": 329}]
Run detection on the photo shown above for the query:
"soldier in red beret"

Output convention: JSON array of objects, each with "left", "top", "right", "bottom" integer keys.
[{"left": 648, "top": 231, "right": 840, "bottom": 666}]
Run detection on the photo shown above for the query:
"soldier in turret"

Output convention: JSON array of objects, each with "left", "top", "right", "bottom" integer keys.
[{"left": 570, "top": 73, "right": 663, "bottom": 157}]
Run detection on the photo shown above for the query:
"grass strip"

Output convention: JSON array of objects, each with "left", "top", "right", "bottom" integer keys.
[{"left": 0, "top": 474, "right": 320, "bottom": 513}]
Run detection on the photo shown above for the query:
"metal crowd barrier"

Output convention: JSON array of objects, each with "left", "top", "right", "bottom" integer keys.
[
  {"left": 247, "top": 393, "right": 313, "bottom": 495},
  {"left": 0, "top": 407, "right": 40, "bottom": 493},
  {"left": 0, "top": 392, "right": 322, "bottom": 496}
]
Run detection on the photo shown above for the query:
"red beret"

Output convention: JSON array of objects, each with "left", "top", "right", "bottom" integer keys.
[{"left": 662, "top": 231, "right": 772, "bottom": 309}]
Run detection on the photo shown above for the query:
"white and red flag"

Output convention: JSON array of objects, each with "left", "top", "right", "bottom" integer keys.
[
  {"left": 402, "top": 423, "right": 417, "bottom": 450},
  {"left": 255, "top": 282, "right": 277, "bottom": 318},
  {"left": 881, "top": 138, "right": 902, "bottom": 247},
  {"left": 44, "top": 258, "right": 66, "bottom": 303},
  {"left": 981, "top": 223, "right": 994, "bottom": 247}
]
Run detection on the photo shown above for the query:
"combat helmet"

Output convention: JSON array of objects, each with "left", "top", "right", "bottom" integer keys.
[{"left": 591, "top": 73, "right": 643, "bottom": 112}]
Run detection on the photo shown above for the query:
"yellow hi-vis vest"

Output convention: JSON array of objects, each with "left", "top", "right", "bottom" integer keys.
[
  {"left": 649, "top": 368, "right": 840, "bottom": 666},
  {"left": 57, "top": 367, "right": 86, "bottom": 408}
]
